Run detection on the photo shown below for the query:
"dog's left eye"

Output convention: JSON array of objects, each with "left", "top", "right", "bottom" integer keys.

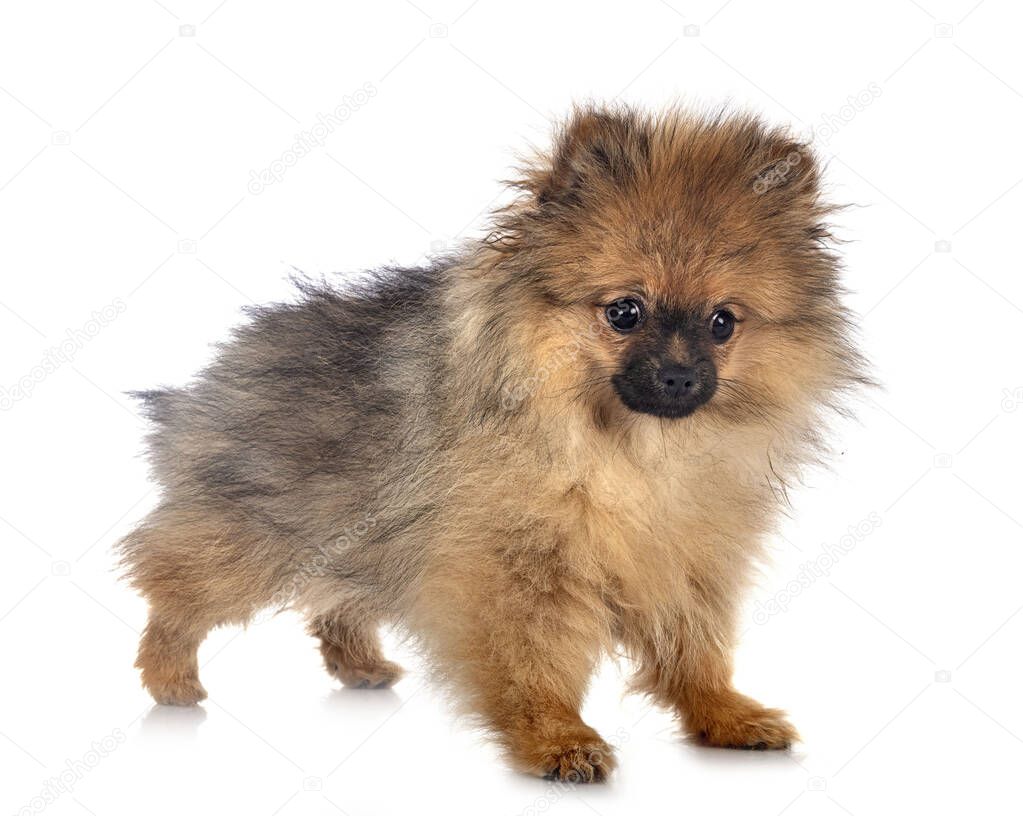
[
  {"left": 605, "top": 298, "right": 643, "bottom": 333},
  {"left": 710, "top": 310, "right": 736, "bottom": 343}
]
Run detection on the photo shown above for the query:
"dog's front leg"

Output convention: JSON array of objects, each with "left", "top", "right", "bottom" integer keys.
[
  {"left": 627, "top": 607, "right": 798, "bottom": 750},
  {"left": 416, "top": 548, "right": 615, "bottom": 781}
]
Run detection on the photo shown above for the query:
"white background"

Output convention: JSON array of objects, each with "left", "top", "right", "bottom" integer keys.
[{"left": 2, "top": 1, "right": 1022, "bottom": 814}]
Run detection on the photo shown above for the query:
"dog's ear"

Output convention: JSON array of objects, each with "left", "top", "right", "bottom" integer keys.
[
  {"left": 749, "top": 134, "right": 821, "bottom": 201},
  {"left": 743, "top": 130, "right": 832, "bottom": 249},
  {"left": 525, "top": 107, "right": 647, "bottom": 211}
]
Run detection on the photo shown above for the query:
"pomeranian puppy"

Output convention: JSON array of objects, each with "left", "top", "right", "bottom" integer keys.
[{"left": 119, "top": 105, "right": 863, "bottom": 781}]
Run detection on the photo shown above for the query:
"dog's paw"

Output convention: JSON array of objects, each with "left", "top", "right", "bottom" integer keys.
[
  {"left": 513, "top": 725, "right": 616, "bottom": 782},
  {"left": 147, "top": 674, "right": 208, "bottom": 706},
  {"left": 541, "top": 743, "right": 616, "bottom": 782},
  {"left": 688, "top": 693, "right": 797, "bottom": 750},
  {"left": 323, "top": 651, "right": 404, "bottom": 689}
]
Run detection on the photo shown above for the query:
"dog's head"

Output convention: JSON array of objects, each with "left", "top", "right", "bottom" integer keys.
[{"left": 489, "top": 106, "right": 861, "bottom": 430}]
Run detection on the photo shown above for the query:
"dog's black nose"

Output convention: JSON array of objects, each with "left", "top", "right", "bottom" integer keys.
[{"left": 658, "top": 364, "right": 697, "bottom": 398}]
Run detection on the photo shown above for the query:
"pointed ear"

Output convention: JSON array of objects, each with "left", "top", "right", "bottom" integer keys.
[
  {"left": 750, "top": 136, "right": 820, "bottom": 200},
  {"left": 524, "top": 107, "right": 647, "bottom": 210},
  {"left": 743, "top": 132, "right": 833, "bottom": 248}
]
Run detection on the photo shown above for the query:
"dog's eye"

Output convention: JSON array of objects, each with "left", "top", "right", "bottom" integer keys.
[
  {"left": 710, "top": 309, "right": 735, "bottom": 343},
  {"left": 605, "top": 298, "right": 643, "bottom": 333}
]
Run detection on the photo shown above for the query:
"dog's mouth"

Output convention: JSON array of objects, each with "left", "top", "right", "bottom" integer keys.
[{"left": 610, "top": 359, "right": 717, "bottom": 419}]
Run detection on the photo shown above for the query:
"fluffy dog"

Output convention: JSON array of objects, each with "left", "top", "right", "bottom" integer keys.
[{"left": 119, "top": 105, "right": 863, "bottom": 781}]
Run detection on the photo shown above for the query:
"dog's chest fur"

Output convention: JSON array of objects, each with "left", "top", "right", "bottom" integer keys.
[{"left": 520, "top": 415, "right": 779, "bottom": 616}]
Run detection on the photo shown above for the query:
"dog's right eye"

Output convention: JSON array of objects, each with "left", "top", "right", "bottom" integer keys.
[{"left": 605, "top": 298, "right": 643, "bottom": 333}]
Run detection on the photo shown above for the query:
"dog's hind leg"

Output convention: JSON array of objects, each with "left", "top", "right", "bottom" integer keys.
[
  {"left": 309, "top": 610, "right": 404, "bottom": 689},
  {"left": 136, "top": 610, "right": 213, "bottom": 705},
  {"left": 121, "top": 502, "right": 276, "bottom": 705}
]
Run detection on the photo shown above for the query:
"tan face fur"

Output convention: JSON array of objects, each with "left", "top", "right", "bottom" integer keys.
[{"left": 484, "top": 107, "right": 859, "bottom": 440}]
